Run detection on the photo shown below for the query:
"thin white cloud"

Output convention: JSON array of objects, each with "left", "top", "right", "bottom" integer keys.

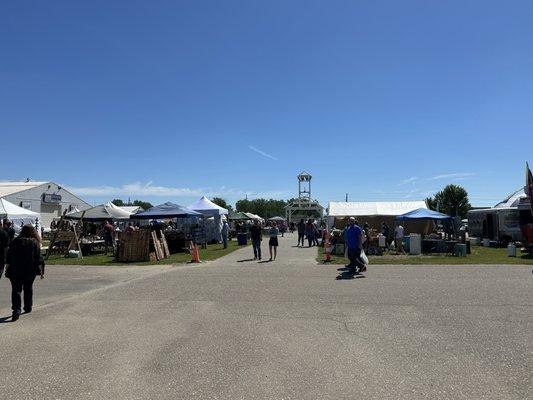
[
  {"left": 69, "top": 182, "right": 289, "bottom": 200},
  {"left": 248, "top": 145, "right": 278, "bottom": 160},
  {"left": 427, "top": 172, "right": 476, "bottom": 181},
  {"left": 399, "top": 176, "right": 419, "bottom": 186}
]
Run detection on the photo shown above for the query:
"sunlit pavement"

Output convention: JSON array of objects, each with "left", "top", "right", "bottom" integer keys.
[{"left": 0, "top": 233, "right": 531, "bottom": 399}]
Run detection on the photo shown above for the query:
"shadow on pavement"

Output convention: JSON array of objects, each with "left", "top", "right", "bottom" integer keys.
[
  {"left": 237, "top": 259, "right": 255, "bottom": 263},
  {"left": 0, "top": 316, "right": 14, "bottom": 323},
  {"left": 336, "top": 271, "right": 366, "bottom": 280}
]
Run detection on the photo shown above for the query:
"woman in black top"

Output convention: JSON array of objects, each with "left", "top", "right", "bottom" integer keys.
[{"left": 5, "top": 225, "right": 44, "bottom": 321}]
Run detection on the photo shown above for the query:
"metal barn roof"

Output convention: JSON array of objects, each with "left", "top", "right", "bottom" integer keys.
[{"left": 0, "top": 181, "right": 48, "bottom": 197}]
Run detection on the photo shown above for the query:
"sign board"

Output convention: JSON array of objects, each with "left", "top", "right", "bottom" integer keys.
[{"left": 42, "top": 193, "right": 62, "bottom": 203}]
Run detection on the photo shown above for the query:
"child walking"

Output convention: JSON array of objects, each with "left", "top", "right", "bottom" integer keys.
[{"left": 268, "top": 221, "right": 279, "bottom": 261}]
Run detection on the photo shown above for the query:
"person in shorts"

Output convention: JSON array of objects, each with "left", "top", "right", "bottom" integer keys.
[{"left": 268, "top": 221, "right": 279, "bottom": 261}]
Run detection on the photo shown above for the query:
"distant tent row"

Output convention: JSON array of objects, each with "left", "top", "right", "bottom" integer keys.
[
  {"left": 132, "top": 202, "right": 201, "bottom": 219},
  {"left": 229, "top": 212, "right": 265, "bottom": 221}
]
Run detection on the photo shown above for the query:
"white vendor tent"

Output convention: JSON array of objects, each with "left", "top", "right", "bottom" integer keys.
[
  {"left": 327, "top": 200, "right": 427, "bottom": 229},
  {"left": 0, "top": 198, "right": 41, "bottom": 235},
  {"left": 120, "top": 205, "right": 144, "bottom": 214},
  {"left": 189, "top": 197, "right": 229, "bottom": 242},
  {"left": 65, "top": 202, "right": 132, "bottom": 221}
]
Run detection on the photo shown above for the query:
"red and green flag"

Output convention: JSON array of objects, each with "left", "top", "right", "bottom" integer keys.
[{"left": 527, "top": 162, "right": 533, "bottom": 215}]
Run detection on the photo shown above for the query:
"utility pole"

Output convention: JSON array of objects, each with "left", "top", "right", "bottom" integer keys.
[{"left": 345, "top": 193, "right": 348, "bottom": 202}]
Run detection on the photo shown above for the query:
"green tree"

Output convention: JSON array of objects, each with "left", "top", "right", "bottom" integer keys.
[
  {"left": 426, "top": 184, "right": 471, "bottom": 218},
  {"left": 112, "top": 199, "right": 125, "bottom": 206},
  {"left": 211, "top": 197, "right": 233, "bottom": 212},
  {"left": 425, "top": 196, "right": 437, "bottom": 211},
  {"left": 236, "top": 198, "right": 287, "bottom": 218},
  {"left": 132, "top": 200, "right": 153, "bottom": 210}
]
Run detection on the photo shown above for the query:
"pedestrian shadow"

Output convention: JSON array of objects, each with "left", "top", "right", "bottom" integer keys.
[
  {"left": 258, "top": 260, "right": 272, "bottom": 263},
  {"left": 336, "top": 271, "right": 366, "bottom": 280},
  {"left": 337, "top": 267, "right": 349, "bottom": 271},
  {"left": 0, "top": 316, "right": 14, "bottom": 324},
  {"left": 237, "top": 258, "right": 255, "bottom": 262}
]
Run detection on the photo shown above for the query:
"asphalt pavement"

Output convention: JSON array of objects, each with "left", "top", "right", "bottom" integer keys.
[{"left": 0, "top": 233, "right": 531, "bottom": 399}]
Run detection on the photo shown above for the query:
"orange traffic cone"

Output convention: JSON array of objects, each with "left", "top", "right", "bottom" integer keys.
[{"left": 191, "top": 243, "right": 202, "bottom": 263}]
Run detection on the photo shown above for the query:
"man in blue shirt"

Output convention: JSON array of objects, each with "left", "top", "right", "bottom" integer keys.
[{"left": 345, "top": 217, "right": 364, "bottom": 273}]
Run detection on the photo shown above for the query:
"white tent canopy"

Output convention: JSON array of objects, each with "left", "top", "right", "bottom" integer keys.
[
  {"left": 189, "top": 197, "right": 229, "bottom": 242},
  {"left": 0, "top": 198, "right": 41, "bottom": 234},
  {"left": 189, "top": 197, "right": 229, "bottom": 215},
  {"left": 120, "top": 205, "right": 144, "bottom": 214},
  {"left": 65, "top": 201, "right": 132, "bottom": 221},
  {"left": 249, "top": 213, "right": 263, "bottom": 221},
  {"left": 327, "top": 201, "right": 427, "bottom": 227}
]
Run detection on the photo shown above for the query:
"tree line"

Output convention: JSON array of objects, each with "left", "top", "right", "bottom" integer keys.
[{"left": 113, "top": 183, "right": 472, "bottom": 220}]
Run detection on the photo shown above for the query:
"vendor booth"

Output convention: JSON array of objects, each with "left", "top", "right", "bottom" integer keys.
[
  {"left": 56, "top": 202, "right": 133, "bottom": 257},
  {"left": 189, "top": 196, "right": 229, "bottom": 243},
  {"left": 395, "top": 208, "right": 457, "bottom": 254},
  {"left": 65, "top": 201, "right": 132, "bottom": 221},
  {"left": 123, "top": 202, "right": 203, "bottom": 262},
  {"left": 0, "top": 198, "right": 41, "bottom": 235}
]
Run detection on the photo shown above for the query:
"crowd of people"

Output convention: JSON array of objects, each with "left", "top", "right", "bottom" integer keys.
[
  {"left": 295, "top": 218, "right": 322, "bottom": 247},
  {"left": 0, "top": 215, "right": 407, "bottom": 321},
  {"left": 0, "top": 220, "right": 45, "bottom": 322}
]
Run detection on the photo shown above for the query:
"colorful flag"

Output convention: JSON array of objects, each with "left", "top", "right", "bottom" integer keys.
[{"left": 527, "top": 162, "right": 533, "bottom": 215}]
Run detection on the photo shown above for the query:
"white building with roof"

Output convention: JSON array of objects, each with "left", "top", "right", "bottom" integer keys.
[{"left": 0, "top": 180, "right": 91, "bottom": 229}]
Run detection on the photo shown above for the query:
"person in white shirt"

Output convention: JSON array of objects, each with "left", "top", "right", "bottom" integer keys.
[
  {"left": 394, "top": 223, "right": 406, "bottom": 254},
  {"left": 221, "top": 220, "right": 229, "bottom": 249}
]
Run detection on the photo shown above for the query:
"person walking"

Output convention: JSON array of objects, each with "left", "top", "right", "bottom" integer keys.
[
  {"left": 250, "top": 220, "right": 262, "bottom": 260},
  {"left": 221, "top": 220, "right": 229, "bottom": 249},
  {"left": 395, "top": 223, "right": 406, "bottom": 254},
  {"left": 296, "top": 218, "right": 305, "bottom": 247},
  {"left": 305, "top": 219, "right": 315, "bottom": 247},
  {"left": 312, "top": 219, "right": 320, "bottom": 246},
  {"left": 345, "top": 217, "right": 364, "bottom": 274},
  {"left": 363, "top": 222, "right": 371, "bottom": 252},
  {"left": 381, "top": 222, "right": 391, "bottom": 249},
  {"left": 3, "top": 219, "right": 15, "bottom": 244},
  {"left": 268, "top": 221, "right": 279, "bottom": 261},
  {"left": 5, "top": 225, "right": 45, "bottom": 321},
  {"left": 279, "top": 221, "right": 286, "bottom": 237},
  {"left": 0, "top": 225, "right": 8, "bottom": 278},
  {"left": 102, "top": 220, "right": 115, "bottom": 254}
]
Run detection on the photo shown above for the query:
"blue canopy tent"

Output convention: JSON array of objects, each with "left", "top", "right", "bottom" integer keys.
[
  {"left": 395, "top": 208, "right": 453, "bottom": 221},
  {"left": 396, "top": 208, "right": 456, "bottom": 245},
  {"left": 130, "top": 202, "right": 202, "bottom": 219}
]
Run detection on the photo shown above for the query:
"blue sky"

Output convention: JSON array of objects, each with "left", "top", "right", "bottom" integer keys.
[{"left": 1, "top": 1, "right": 532, "bottom": 207}]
